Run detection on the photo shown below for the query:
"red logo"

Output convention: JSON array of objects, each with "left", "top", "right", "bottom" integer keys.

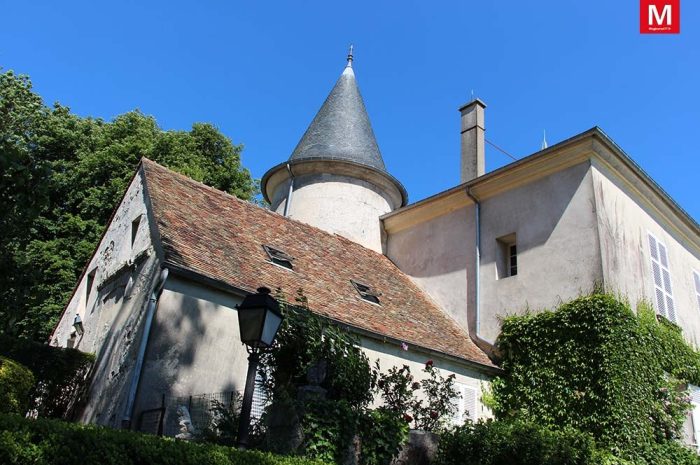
[{"left": 640, "top": 0, "right": 680, "bottom": 33}]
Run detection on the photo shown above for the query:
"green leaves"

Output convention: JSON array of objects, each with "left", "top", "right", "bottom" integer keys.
[
  {"left": 0, "top": 69, "right": 257, "bottom": 341},
  {"left": 491, "top": 294, "right": 700, "bottom": 463}
]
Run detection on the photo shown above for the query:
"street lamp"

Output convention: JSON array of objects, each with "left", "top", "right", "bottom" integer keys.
[{"left": 235, "top": 287, "right": 283, "bottom": 449}]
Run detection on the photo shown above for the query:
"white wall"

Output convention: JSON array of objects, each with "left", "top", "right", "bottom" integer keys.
[
  {"left": 51, "top": 169, "right": 163, "bottom": 427},
  {"left": 591, "top": 164, "right": 700, "bottom": 345}
]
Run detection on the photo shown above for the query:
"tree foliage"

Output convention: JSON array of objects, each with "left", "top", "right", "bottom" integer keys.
[
  {"left": 0, "top": 69, "right": 257, "bottom": 341},
  {"left": 491, "top": 294, "right": 700, "bottom": 463}
]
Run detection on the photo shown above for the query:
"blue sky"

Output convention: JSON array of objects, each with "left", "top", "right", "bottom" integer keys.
[{"left": 1, "top": 1, "right": 698, "bottom": 219}]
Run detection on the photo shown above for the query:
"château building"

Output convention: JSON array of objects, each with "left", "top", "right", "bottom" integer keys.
[{"left": 51, "top": 52, "right": 700, "bottom": 443}]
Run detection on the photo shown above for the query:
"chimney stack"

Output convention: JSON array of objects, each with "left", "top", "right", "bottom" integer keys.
[{"left": 459, "top": 99, "right": 486, "bottom": 183}]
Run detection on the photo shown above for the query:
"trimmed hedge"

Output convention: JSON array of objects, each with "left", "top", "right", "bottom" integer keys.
[
  {"left": 0, "top": 414, "right": 329, "bottom": 465},
  {"left": 0, "top": 334, "right": 94, "bottom": 418},
  {"left": 0, "top": 357, "right": 35, "bottom": 414},
  {"left": 435, "top": 419, "right": 700, "bottom": 465},
  {"left": 436, "top": 419, "right": 597, "bottom": 465}
]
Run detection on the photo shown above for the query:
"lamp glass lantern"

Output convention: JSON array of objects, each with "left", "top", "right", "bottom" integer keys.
[
  {"left": 73, "top": 314, "right": 84, "bottom": 336},
  {"left": 235, "top": 286, "right": 284, "bottom": 450},
  {"left": 237, "top": 287, "right": 283, "bottom": 349}
]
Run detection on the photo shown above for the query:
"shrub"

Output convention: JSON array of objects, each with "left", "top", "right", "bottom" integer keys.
[
  {"left": 436, "top": 419, "right": 597, "bottom": 465},
  {"left": 0, "top": 413, "right": 329, "bottom": 465},
  {"left": 0, "top": 357, "right": 34, "bottom": 414},
  {"left": 0, "top": 334, "right": 94, "bottom": 418},
  {"left": 375, "top": 360, "right": 460, "bottom": 431}
]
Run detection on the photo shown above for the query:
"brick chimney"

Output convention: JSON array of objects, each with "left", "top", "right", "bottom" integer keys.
[{"left": 459, "top": 99, "right": 486, "bottom": 183}]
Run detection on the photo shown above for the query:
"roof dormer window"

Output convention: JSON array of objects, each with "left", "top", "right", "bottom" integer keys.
[
  {"left": 263, "top": 245, "right": 294, "bottom": 270},
  {"left": 351, "top": 280, "right": 380, "bottom": 305}
]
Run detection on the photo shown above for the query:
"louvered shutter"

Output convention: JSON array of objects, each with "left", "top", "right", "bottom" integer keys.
[
  {"left": 452, "top": 383, "right": 478, "bottom": 425},
  {"left": 648, "top": 234, "right": 676, "bottom": 322},
  {"left": 693, "top": 271, "right": 700, "bottom": 313},
  {"left": 690, "top": 385, "right": 700, "bottom": 451}
]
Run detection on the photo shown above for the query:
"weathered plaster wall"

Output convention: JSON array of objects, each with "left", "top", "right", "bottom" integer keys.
[
  {"left": 133, "top": 276, "right": 249, "bottom": 421},
  {"left": 360, "top": 338, "right": 492, "bottom": 420},
  {"left": 385, "top": 207, "right": 473, "bottom": 332},
  {"left": 271, "top": 173, "right": 393, "bottom": 252},
  {"left": 477, "top": 162, "right": 602, "bottom": 341},
  {"left": 51, "top": 169, "right": 162, "bottom": 427},
  {"left": 591, "top": 164, "right": 700, "bottom": 345},
  {"left": 386, "top": 163, "right": 602, "bottom": 343}
]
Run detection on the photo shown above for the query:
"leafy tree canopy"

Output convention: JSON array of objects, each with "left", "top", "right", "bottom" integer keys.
[{"left": 0, "top": 69, "right": 257, "bottom": 341}]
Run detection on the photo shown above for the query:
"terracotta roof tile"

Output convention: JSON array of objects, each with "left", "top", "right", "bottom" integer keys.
[{"left": 141, "top": 159, "right": 495, "bottom": 368}]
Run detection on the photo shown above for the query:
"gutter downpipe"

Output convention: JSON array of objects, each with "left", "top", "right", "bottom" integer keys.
[
  {"left": 122, "top": 267, "right": 169, "bottom": 429},
  {"left": 283, "top": 163, "right": 294, "bottom": 217},
  {"left": 466, "top": 188, "right": 496, "bottom": 355}
]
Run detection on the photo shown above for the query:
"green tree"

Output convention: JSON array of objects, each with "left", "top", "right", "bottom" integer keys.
[{"left": 0, "top": 69, "right": 257, "bottom": 341}]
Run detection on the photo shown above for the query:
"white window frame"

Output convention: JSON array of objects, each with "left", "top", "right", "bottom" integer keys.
[{"left": 647, "top": 232, "right": 676, "bottom": 323}]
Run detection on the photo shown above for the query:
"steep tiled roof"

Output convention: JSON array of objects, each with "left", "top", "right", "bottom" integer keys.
[{"left": 142, "top": 159, "right": 495, "bottom": 369}]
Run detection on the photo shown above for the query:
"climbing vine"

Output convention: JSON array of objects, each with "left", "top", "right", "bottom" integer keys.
[{"left": 491, "top": 294, "right": 700, "bottom": 462}]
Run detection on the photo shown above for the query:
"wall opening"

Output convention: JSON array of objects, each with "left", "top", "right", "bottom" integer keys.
[{"left": 496, "top": 233, "right": 517, "bottom": 279}]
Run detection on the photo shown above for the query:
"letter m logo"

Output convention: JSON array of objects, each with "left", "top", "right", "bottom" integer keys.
[{"left": 640, "top": 0, "right": 680, "bottom": 33}]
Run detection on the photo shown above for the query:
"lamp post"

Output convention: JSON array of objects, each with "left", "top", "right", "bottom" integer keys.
[{"left": 235, "top": 287, "right": 283, "bottom": 450}]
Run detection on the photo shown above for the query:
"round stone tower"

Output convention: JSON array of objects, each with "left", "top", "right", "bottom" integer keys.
[{"left": 261, "top": 50, "right": 407, "bottom": 252}]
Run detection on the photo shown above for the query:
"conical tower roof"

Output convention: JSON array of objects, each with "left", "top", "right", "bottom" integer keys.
[{"left": 289, "top": 51, "right": 386, "bottom": 172}]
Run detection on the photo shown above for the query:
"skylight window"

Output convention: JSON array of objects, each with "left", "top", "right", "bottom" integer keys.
[
  {"left": 263, "top": 245, "right": 294, "bottom": 270},
  {"left": 351, "top": 280, "right": 380, "bottom": 305}
]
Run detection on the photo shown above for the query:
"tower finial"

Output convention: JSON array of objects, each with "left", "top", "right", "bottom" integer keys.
[
  {"left": 541, "top": 130, "right": 548, "bottom": 150},
  {"left": 346, "top": 44, "right": 354, "bottom": 67}
]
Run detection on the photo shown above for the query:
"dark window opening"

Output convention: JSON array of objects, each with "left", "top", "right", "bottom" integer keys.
[
  {"left": 86, "top": 268, "right": 97, "bottom": 305},
  {"left": 131, "top": 215, "right": 142, "bottom": 247},
  {"left": 351, "top": 280, "right": 381, "bottom": 305},
  {"left": 263, "top": 245, "right": 294, "bottom": 270}
]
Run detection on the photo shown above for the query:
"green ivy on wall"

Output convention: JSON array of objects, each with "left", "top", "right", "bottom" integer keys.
[{"left": 491, "top": 294, "right": 700, "bottom": 462}]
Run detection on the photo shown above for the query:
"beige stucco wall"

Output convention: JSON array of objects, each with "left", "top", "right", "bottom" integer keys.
[
  {"left": 133, "top": 276, "right": 249, "bottom": 421},
  {"left": 385, "top": 206, "right": 473, "bottom": 332},
  {"left": 132, "top": 276, "right": 492, "bottom": 425},
  {"left": 477, "top": 162, "right": 603, "bottom": 341},
  {"left": 272, "top": 173, "right": 393, "bottom": 252},
  {"left": 591, "top": 163, "right": 700, "bottom": 346},
  {"left": 386, "top": 162, "right": 603, "bottom": 343},
  {"left": 51, "top": 170, "right": 163, "bottom": 427}
]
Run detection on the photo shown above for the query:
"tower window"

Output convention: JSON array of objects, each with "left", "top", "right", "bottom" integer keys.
[
  {"left": 351, "top": 280, "right": 380, "bottom": 305},
  {"left": 496, "top": 234, "right": 517, "bottom": 279},
  {"left": 263, "top": 245, "right": 294, "bottom": 270}
]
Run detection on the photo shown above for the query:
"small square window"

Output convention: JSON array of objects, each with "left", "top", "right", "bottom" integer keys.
[
  {"left": 351, "top": 280, "right": 381, "bottom": 305},
  {"left": 263, "top": 245, "right": 294, "bottom": 270},
  {"left": 496, "top": 234, "right": 517, "bottom": 279}
]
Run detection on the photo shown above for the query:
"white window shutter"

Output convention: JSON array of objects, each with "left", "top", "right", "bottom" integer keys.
[
  {"left": 451, "top": 384, "right": 478, "bottom": 426},
  {"left": 648, "top": 233, "right": 675, "bottom": 323},
  {"left": 690, "top": 385, "right": 700, "bottom": 451},
  {"left": 693, "top": 271, "right": 700, "bottom": 313}
]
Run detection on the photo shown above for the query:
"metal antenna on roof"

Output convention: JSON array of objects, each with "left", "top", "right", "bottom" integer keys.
[
  {"left": 346, "top": 44, "right": 354, "bottom": 67},
  {"left": 541, "top": 130, "right": 548, "bottom": 150}
]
